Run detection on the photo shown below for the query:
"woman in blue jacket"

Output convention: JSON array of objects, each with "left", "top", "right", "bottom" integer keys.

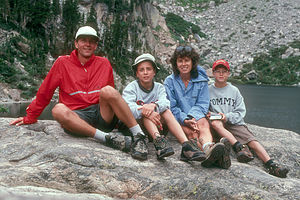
[{"left": 164, "top": 45, "right": 230, "bottom": 169}]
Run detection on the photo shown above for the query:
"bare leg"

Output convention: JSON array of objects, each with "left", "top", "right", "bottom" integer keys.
[
  {"left": 52, "top": 103, "right": 96, "bottom": 137},
  {"left": 196, "top": 118, "right": 213, "bottom": 147},
  {"left": 181, "top": 125, "right": 198, "bottom": 140},
  {"left": 142, "top": 117, "right": 160, "bottom": 139},
  {"left": 161, "top": 109, "right": 188, "bottom": 144},
  {"left": 247, "top": 140, "right": 270, "bottom": 163},
  {"left": 210, "top": 120, "right": 238, "bottom": 145},
  {"left": 99, "top": 86, "right": 138, "bottom": 128}
]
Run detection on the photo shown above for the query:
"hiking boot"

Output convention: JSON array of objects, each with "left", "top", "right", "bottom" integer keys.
[
  {"left": 201, "top": 142, "right": 225, "bottom": 168},
  {"left": 180, "top": 139, "right": 206, "bottom": 162},
  {"left": 265, "top": 161, "right": 289, "bottom": 178},
  {"left": 105, "top": 132, "right": 132, "bottom": 152},
  {"left": 153, "top": 136, "right": 175, "bottom": 159},
  {"left": 215, "top": 137, "right": 231, "bottom": 169},
  {"left": 235, "top": 144, "right": 254, "bottom": 163},
  {"left": 131, "top": 133, "right": 148, "bottom": 161}
]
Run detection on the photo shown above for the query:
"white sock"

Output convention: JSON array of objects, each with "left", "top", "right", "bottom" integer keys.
[
  {"left": 202, "top": 142, "right": 214, "bottom": 151},
  {"left": 129, "top": 124, "right": 144, "bottom": 136},
  {"left": 93, "top": 129, "right": 108, "bottom": 143}
]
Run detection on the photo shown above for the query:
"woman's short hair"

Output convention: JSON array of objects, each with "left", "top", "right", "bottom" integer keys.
[{"left": 170, "top": 45, "right": 200, "bottom": 78}]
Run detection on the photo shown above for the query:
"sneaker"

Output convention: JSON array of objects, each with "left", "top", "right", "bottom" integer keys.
[
  {"left": 201, "top": 142, "right": 225, "bottom": 168},
  {"left": 180, "top": 139, "right": 206, "bottom": 162},
  {"left": 265, "top": 161, "right": 289, "bottom": 178},
  {"left": 131, "top": 133, "right": 148, "bottom": 161},
  {"left": 236, "top": 144, "right": 254, "bottom": 163},
  {"left": 105, "top": 132, "right": 132, "bottom": 152},
  {"left": 215, "top": 137, "right": 231, "bottom": 169},
  {"left": 153, "top": 136, "right": 175, "bottom": 159}
]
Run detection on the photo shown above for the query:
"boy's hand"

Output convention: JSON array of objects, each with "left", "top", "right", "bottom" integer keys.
[
  {"left": 147, "top": 111, "right": 163, "bottom": 130},
  {"left": 219, "top": 112, "right": 226, "bottom": 122},
  {"left": 138, "top": 103, "right": 156, "bottom": 117}
]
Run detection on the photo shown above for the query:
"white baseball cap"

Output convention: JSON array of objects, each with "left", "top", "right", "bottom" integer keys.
[
  {"left": 75, "top": 26, "right": 99, "bottom": 41},
  {"left": 132, "top": 53, "right": 160, "bottom": 73}
]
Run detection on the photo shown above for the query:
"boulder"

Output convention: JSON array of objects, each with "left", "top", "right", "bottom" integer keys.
[{"left": 0, "top": 118, "right": 299, "bottom": 199}]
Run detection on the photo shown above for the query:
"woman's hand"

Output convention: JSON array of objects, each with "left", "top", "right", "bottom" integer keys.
[{"left": 184, "top": 118, "right": 200, "bottom": 133}]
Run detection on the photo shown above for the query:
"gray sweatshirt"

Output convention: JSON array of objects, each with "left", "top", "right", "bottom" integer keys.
[
  {"left": 122, "top": 80, "right": 170, "bottom": 119},
  {"left": 208, "top": 83, "right": 246, "bottom": 125}
]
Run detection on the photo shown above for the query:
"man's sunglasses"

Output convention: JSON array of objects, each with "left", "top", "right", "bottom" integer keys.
[{"left": 175, "top": 46, "right": 192, "bottom": 53}]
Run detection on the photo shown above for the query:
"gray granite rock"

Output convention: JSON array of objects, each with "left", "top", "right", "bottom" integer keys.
[{"left": 0, "top": 118, "right": 299, "bottom": 199}]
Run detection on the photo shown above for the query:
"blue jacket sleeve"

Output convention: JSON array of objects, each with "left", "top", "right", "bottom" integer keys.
[
  {"left": 164, "top": 77, "right": 188, "bottom": 125},
  {"left": 188, "top": 82, "right": 210, "bottom": 120}
]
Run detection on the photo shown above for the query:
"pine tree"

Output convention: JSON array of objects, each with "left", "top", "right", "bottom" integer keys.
[
  {"left": 27, "top": 0, "right": 51, "bottom": 36},
  {"left": 0, "top": 0, "right": 10, "bottom": 22},
  {"left": 86, "top": 3, "right": 99, "bottom": 33},
  {"left": 51, "top": 0, "right": 61, "bottom": 19},
  {"left": 62, "top": 0, "right": 80, "bottom": 53}
]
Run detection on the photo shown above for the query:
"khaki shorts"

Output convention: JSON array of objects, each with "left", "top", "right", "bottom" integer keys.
[{"left": 212, "top": 124, "right": 256, "bottom": 145}]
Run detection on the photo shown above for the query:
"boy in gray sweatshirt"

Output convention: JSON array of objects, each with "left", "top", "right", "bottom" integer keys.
[
  {"left": 122, "top": 54, "right": 206, "bottom": 161},
  {"left": 208, "top": 59, "right": 289, "bottom": 178}
]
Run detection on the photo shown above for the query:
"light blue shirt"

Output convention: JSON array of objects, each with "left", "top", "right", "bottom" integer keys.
[{"left": 164, "top": 66, "right": 210, "bottom": 125}]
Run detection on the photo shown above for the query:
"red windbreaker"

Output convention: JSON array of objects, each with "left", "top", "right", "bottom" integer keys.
[{"left": 23, "top": 50, "right": 115, "bottom": 124}]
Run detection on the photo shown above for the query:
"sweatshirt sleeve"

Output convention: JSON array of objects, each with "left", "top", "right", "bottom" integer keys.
[
  {"left": 23, "top": 59, "right": 61, "bottom": 124},
  {"left": 164, "top": 77, "right": 188, "bottom": 124},
  {"left": 155, "top": 83, "right": 170, "bottom": 114},
  {"left": 122, "top": 82, "right": 142, "bottom": 119},
  {"left": 225, "top": 89, "right": 246, "bottom": 125}
]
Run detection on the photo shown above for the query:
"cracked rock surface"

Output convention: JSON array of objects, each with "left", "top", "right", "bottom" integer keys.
[{"left": 0, "top": 118, "right": 299, "bottom": 199}]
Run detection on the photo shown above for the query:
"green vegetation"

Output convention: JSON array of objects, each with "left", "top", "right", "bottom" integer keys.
[
  {"left": 173, "top": 0, "right": 223, "bottom": 8},
  {"left": 237, "top": 41, "right": 300, "bottom": 85},
  {"left": 0, "top": 105, "right": 8, "bottom": 113},
  {"left": 165, "top": 13, "right": 206, "bottom": 43}
]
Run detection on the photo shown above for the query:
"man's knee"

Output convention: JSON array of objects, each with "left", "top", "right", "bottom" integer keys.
[
  {"left": 52, "top": 103, "right": 71, "bottom": 120},
  {"left": 99, "top": 86, "right": 119, "bottom": 101}
]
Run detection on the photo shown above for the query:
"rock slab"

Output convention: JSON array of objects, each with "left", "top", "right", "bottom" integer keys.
[{"left": 0, "top": 118, "right": 299, "bottom": 199}]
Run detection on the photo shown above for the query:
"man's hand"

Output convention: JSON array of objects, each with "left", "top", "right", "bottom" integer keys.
[{"left": 10, "top": 117, "right": 25, "bottom": 126}]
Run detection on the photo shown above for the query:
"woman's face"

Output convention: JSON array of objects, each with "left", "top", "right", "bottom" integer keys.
[{"left": 176, "top": 56, "right": 192, "bottom": 75}]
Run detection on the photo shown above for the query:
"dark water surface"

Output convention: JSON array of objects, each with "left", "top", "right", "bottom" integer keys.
[
  {"left": 1, "top": 84, "right": 300, "bottom": 134},
  {"left": 235, "top": 84, "right": 300, "bottom": 134}
]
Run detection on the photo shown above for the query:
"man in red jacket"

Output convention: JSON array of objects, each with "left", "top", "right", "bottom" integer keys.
[{"left": 10, "top": 26, "right": 148, "bottom": 160}]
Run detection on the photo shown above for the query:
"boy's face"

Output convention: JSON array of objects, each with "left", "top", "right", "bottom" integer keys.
[
  {"left": 136, "top": 61, "right": 156, "bottom": 86},
  {"left": 213, "top": 65, "right": 230, "bottom": 83}
]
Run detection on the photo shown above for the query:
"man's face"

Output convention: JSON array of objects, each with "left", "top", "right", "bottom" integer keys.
[
  {"left": 213, "top": 65, "right": 230, "bottom": 83},
  {"left": 75, "top": 36, "right": 98, "bottom": 59},
  {"left": 136, "top": 61, "right": 156, "bottom": 86}
]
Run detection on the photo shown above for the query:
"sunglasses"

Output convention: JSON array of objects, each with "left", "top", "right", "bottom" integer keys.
[{"left": 175, "top": 46, "right": 192, "bottom": 53}]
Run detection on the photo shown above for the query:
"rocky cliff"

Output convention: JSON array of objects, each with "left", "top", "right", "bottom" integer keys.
[
  {"left": 0, "top": 118, "right": 299, "bottom": 199},
  {"left": 156, "top": 0, "right": 300, "bottom": 74}
]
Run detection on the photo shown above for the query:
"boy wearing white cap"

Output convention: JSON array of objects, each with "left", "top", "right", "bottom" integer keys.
[
  {"left": 10, "top": 26, "right": 148, "bottom": 159},
  {"left": 122, "top": 53, "right": 207, "bottom": 161},
  {"left": 208, "top": 59, "right": 289, "bottom": 178}
]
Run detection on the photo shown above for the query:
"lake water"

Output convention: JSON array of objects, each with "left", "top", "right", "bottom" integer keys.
[{"left": 1, "top": 84, "right": 300, "bottom": 134}]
